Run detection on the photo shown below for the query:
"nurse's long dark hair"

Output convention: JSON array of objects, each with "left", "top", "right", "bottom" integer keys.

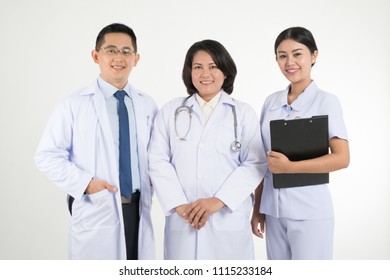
[
  {"left": 274, "top": 27, "right": 318, "bottom": 67},
  {"left": 182, "top": 39, "right": 237, "bottom": 95}
]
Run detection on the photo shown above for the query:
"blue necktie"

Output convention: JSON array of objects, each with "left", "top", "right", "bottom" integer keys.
[{"left": 114, "top": 90, "right": 133, "bottom": 197}]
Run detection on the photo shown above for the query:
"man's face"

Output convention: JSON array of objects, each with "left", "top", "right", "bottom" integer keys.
[{"left": 91, "top": 32, "right": 139, "bottom": 89}]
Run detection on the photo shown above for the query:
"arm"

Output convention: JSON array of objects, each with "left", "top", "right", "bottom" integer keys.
[
  {"left": 35, "top": 99, "right": 94, "bottom": 199},
  {"left": 268, "top": 137, "right": 350, "bottom": 174},
  {"left": 148, "top": 103, "right": 189, "bottom": 215},
  {"left": 214, "top": 105, "right": 268, "bottom": 211},
  {"left": 251, "top": 180, "right": 265, "bottom": 238}
]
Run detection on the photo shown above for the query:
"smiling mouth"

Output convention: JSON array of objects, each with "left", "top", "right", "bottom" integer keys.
[
  {"left": 286, "top": 68, "right": 299, "bottom": 73},
  {"left": 200, "top": 81, "right": 213, "bottom": 84},
  {"left": 112, "top": 65, "right": 125, "bottom": 69}
]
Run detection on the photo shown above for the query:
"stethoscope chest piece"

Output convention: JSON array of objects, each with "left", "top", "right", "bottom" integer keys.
[{"left": 231, "top": 140, "right": 241, "bottom": 152}]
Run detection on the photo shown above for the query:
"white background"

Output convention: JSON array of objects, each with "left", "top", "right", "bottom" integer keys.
[{"left": 0, "top": 0, "right": 389, "bottom": 260}]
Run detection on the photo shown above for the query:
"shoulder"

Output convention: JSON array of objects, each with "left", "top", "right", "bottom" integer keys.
[
  {"left": 221, "top": 91, "right": 255, "bottom": 113},
  {"left": 152, "top": 97, "right": 189, "bottom": 127},
  {"left": 162, "top": 96, "right": 192, "bottom": 109},
  {"left": 129, "top": 85, "right": 157, "bottom": 108},
  {"left": 315, "top": 87, "right": 343, "bottom": 108},
  {"left": 260, "top": 88, "right": 288, "bottom": 113},
  {"left": 54, "top": 84, "right": 95, "bottom": 112},
  {"left": 265, "top": 89, "right": 285, "bottom": 105},
  {"left": 268, "top": 88, "right": 286, "bottom": 99},
  {"left": 317, "top": 88, "right": 339, "bottom": 100},
  {"left": 230, "top": 97, "right": 258, "bottom": 121},
  {"left": 159, "top": 97, "right": 187, "bottom": 115},
  {"left": 231, "top": 98, "right": 255, "bottom": 112}
]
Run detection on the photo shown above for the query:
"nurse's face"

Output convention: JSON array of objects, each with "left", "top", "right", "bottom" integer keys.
[
  {"left": 91, "top": 32, "right": 140, "bottom": 89},
  {"left": 276, "top": 39, "right": 317, "bottom": 88},
  {"left": 191, "top": 51, "right": 225, "bottom": 102}
]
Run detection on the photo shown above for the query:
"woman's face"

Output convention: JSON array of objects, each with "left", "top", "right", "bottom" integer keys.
[
  {"left": 276, "top": 39, "right": 317, "bottom": 87},
  {"left": 191, "top": 50, "right": 225, "bottom": 101}
]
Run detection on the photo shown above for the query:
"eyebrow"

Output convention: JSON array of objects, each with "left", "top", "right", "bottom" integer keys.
[
  {"left": 278, "top": 48, "right": 304, "bottom": 53},
  {"left": 103, "top": 44, "right": 132, "bottom": 49},
  {"left": 192, "top": 62, "right": 217, "bottom": 66}
]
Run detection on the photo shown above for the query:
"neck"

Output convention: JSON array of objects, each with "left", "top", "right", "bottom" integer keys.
[
  {"left": 100, "top": 75, "right": 128, "bottom": 90},
  {"left": 288, "top": 80, "right": 312, "bottom": 103},
  {"left": 198, "top": 92, "right": 219, "bottom": 102}
]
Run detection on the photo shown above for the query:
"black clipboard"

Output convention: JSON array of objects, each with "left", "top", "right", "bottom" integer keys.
[{"left": 270, "top": 115, "right": 329, "bottom": 188}]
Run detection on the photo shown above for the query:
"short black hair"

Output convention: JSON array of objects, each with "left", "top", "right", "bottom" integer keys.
[
  {"left": 182, "top": 39, "right": 237, "bottom": 95},
  {"left": 95, "top": 23, "right": 137, "bottom": 52},
  {"left": 274, "top": 27, "right": 318, "bottom": 66}
]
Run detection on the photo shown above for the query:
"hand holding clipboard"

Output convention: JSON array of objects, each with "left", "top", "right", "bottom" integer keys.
[{"left": 269, "top": 115, "right": 329, "bottom": 188}]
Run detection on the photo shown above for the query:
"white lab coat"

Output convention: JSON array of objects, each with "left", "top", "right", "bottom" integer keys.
[
  {"left": 35, "top": 80, "right": 157, "bottom": 259},
  {"left": 148, "top": 92, "right": 267, "bottom": 259}
]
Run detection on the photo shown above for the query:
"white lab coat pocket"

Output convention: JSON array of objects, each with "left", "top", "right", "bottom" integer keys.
[
  {"left": 166, "top": 212, "right": 191, "bottom": 231},
  {"left": 212, "top": 207, "right": 245, "bottom": 231},
  {"left": 73, "top": 189, "right": 119, "bottom": 230},
  {"left": 216, "top": 124, "right": 240, "bottom": 161},
  {"left": 212, "top": 197, "right": 252, "bottom": 231}
]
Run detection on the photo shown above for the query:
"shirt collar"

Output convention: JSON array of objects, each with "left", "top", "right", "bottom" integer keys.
[
  {"left": 195, "top": 91, "right": 222, "bottom": 109},
  {"left": 97, "top": 76, "right": 132, "bottom": 100}
]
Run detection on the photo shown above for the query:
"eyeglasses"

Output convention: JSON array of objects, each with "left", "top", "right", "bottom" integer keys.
[{"left": 99, "top": 47, "right": 136, "bottom": 56}]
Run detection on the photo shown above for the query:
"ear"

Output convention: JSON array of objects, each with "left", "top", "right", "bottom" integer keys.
[
  {"left": 312, "top": 50, "right": 318, "bottom": 62},
  {"left": 133, "top": 53, "right": 140, "bottom": 67},
  {"left": 91, "top": 50, "right": 99, "bottom": 64}
]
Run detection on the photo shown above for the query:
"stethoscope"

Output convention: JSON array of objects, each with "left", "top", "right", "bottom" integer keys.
[{"left": 174, "top": 96, "right": 241, "bottom": 152}]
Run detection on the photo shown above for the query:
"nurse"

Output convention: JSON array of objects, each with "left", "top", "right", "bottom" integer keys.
[
  {"left": 35, "top": 23, "right": 157, "bottom": 259},
  {"left": 251, "top": 27, "right": 350, "bottom": 259},
  {"left": 148, "top": 39, "right": 268, "bottom": 259}
]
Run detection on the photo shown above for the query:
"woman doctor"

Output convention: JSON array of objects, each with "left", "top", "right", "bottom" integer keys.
[
  {"left": 251, "top": 27, "right": 350, "bottom": 259},
  {"left": 148, "top": 39, "right": 268, "bottom": 259}
]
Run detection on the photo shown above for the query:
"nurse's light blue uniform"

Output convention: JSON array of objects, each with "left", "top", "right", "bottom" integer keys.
[{"left": 259, "top": 81, "right": 348, "bottom": 259}]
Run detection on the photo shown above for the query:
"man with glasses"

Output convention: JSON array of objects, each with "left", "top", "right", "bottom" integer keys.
[{"left": 35, "top": 23, "right": 157, "bottom": 260}]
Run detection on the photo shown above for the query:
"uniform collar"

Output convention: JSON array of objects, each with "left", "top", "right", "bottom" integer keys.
[{"left": 270, "top": 80, "right": 318, "bottom": 111}]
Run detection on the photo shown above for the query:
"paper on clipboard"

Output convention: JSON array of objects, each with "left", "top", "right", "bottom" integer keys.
[{"left": 270, "top": 115, "right": 329, "bottom": 188}]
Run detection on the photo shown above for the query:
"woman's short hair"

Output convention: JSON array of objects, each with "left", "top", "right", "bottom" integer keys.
[{"left": 182, "top": 39, "right": 237, "bottom": 95}]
